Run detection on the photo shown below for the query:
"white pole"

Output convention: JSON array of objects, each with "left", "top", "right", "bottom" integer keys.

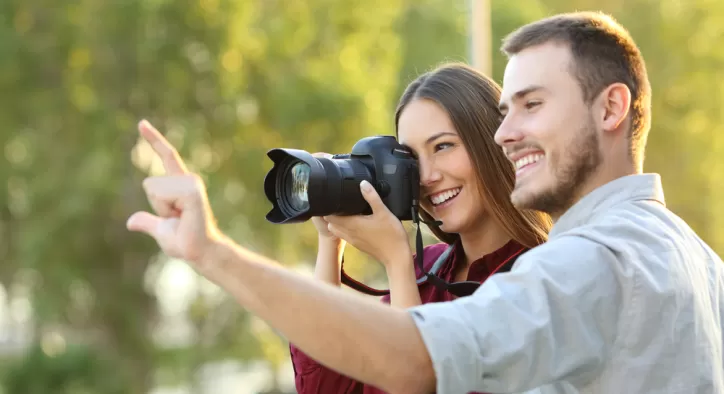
[{"left": 469, "top": 0, "right": 491, "bottom": 76}]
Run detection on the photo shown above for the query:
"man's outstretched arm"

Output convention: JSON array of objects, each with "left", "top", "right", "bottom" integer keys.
[
  {"left": 202, "top": 235, "right": 436, "bottom": 394},
  {"left": 127, "top": 119, "right": 435, "bottom": 393}
]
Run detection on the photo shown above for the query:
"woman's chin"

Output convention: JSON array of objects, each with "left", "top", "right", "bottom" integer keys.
[
  {"left": 421, "top": 209, "right": 460, "bottom": 234},
  {"left": 437, "top": 219, "right": 461, "bottom": 235}
]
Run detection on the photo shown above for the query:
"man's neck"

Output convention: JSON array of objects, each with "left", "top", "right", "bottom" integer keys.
[{"left": 550, "top": 159, "right": 641, "bottom": 222}]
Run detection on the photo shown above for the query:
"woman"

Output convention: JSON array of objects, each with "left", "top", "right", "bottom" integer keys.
[{"left": 289, "top": 62, "right": 552, "bottom": 393}]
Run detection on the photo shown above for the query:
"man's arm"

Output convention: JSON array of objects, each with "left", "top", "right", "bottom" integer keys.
[
  {"left": 202, "top": 234, "right": 436, "bottom": 394},
  {"left": 407, "top": 235, "right": 624, "bottom": 393},
  {"left": 127, "top": 120, "right": 436, "bottom": 394}
]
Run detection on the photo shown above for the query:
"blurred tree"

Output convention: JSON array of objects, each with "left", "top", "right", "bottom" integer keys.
[
  {"left": 1, "top": 344, "right": 126, "bottom": 394},
  {"left": 0, "top": 0, "right": 721, "bottom": 392},
  {"left": 2, "top": 0, "right": 161, "bottom": 391},
  {"left": 1, "top": 0, "right": 407, "bottom": 391}
]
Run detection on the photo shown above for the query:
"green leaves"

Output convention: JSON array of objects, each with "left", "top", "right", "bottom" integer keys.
[{"left": 1, "top": 0, "right": 722, "bottom": 392}]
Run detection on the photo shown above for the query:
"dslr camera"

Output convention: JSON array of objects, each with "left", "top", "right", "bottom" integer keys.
[{"left": 263, "top": 135, "right": 420, "bottom": 224}]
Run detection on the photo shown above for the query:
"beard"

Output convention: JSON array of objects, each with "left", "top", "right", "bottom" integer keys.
[{"left": 511, "top": 115, "right": 602, "bottom": 217}]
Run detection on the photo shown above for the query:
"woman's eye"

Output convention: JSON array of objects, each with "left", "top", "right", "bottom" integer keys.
[{"left": 434, "top": 142, "right": 454, "bottom": 152}]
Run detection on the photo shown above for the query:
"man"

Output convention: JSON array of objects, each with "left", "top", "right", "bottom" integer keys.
[{"left": 127, "top": 11, "right": 723, "bottom": 394}]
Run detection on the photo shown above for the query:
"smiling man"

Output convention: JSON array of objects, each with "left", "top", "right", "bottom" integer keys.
[
  {"left": 127, "top": 11, "right": 723, "bottom": 394},
  {"left": 495, "top": 15, "right": 647, "bottom": 221}
]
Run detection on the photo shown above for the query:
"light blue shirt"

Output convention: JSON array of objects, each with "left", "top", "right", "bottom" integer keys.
[{"left": 408, "top": 173, "right": 724, "bottom": 393}]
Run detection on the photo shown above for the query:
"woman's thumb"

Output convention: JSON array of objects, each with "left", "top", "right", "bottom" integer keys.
[{"left": 360, "top": 181, "right": 385, "bottom": 212}]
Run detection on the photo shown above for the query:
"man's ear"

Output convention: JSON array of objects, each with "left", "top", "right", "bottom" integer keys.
[{"left": 599, "top": 83, "right": 631, "bottom": 133}]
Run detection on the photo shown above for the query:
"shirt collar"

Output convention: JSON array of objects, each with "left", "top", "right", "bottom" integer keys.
[
  {"left": 550, "top": 173, "right": 666, "bottom": 238},
  {"left": 441, "top": 238, "right": 526, "bottom": 279}
]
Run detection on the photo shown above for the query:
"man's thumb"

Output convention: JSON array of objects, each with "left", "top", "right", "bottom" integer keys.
[
  {"left": 360, "top": 181, "right": 385, "bottom": 212},
  {"left": 126, "top": 211, "right": 161, "bottom": 236}
]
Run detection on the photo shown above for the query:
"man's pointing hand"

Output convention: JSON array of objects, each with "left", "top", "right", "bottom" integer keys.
[{"left": 126, "top": 120, "right": 222, "bottom": 266}]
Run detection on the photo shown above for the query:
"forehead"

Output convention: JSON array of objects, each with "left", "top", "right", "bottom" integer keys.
[
  {"left": 500, "top": 42, "right": 577, "bottom": 104},
  {"left": 397, "top": 98, "right": 456, "bottom": 144}
]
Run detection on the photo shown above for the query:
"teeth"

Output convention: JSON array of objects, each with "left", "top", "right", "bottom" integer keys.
[
  {"left": 430, "top": 187, "right": 461, "bottom": 206},
  {"left": 514, "top": 153, "right": 544, "bottom": 170}
]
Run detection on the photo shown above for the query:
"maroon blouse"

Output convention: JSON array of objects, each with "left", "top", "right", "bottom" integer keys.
[{"left": 289, "top": 239, "right": 526, "bottom": 394}]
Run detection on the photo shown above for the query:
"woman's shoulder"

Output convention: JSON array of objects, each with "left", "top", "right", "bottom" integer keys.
[
  {"left": 378, "top": 242, "right": 455, "bottom": 304},
  {"left": 412, "top": 242, "right": 455, "bottom": 278}
]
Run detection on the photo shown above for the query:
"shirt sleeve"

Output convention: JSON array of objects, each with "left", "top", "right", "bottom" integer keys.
[{"left": 407, "top": 235, "right": 624, "bottom": 394}]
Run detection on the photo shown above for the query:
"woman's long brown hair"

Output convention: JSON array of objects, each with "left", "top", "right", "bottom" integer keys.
[{"left": 395, "top": 63, "right": 552, "bottom": 249}]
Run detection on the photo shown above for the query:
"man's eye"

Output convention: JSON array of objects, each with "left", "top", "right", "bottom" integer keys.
[{"left": 525, "top": 101, "right": 542, "bottom": 110}]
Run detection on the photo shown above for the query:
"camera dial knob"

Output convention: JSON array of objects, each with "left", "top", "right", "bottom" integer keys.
[{"left": 375, "top": 180, "right": 391, "bottom": 198}]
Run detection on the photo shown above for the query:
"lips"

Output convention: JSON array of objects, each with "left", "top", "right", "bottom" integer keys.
[{"left": 429, "top": 187, "right": 461, "bottom": 206}]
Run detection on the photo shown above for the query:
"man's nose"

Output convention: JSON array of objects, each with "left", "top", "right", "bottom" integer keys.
[{"left": 494, "top": 116, "right": 524, "bottom": 147}]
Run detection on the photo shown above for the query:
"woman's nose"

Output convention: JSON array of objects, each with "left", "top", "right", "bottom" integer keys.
[{"left": 419, "top": 161, "right": 441, "bottom": 187}]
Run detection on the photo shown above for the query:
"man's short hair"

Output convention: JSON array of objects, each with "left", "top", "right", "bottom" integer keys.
[{"left": 501, "top": 12, "right": 652, "bottom": 165}]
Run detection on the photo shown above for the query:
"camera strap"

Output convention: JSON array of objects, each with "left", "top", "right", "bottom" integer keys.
[
  {"left": 340, "top": 237, "right": 453, "bottom": 296},
  {"left": 339, "top": 195, "right": 448, "bottom": 296},
  {"left": 410, "top": 204, "right": 449, "bottom": 290}
]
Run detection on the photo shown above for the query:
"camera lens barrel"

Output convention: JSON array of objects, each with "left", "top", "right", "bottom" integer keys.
[{"left": 264, "top": 136, "right": 418, "bottom": 224}]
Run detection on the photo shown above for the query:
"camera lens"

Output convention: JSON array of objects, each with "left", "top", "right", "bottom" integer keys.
[
  {"left": 285, "top": 162, "right": 310, "bottom": 211},
  {"left": 263, "top": 136, "right": 417, "bottom": 224},
  {"left": 264, "top": 150, "right": 372, "bottom": 223}
]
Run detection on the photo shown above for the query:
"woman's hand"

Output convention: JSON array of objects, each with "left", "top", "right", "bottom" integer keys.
[
  {"left": 312, "top": 216, "right": 340, "bottom": 242},
  {"left": 309, "top": 153, "right": 344, "bottom": 243},
  {"left": 324, "top": 181, "right": 412, "bottom": 269},
  {"left": 306, "top": 153, "right": 347, "bottom": 286}
]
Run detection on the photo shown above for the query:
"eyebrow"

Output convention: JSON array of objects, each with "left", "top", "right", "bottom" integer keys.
[
  {"left": 425, "top": 131, "right": 457, "bottom": 145},
  {"left": 498, "top": 85, "right": 547, "bottom": 112}
]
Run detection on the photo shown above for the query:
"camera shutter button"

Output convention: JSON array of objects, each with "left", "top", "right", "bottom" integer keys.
[{"left": 376, "top": 180, "right": 391, "bottom": 198}]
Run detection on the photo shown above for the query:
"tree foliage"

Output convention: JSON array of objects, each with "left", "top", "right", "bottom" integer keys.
[{"left": 0, "top": 0, "right": 721, "bottom": 392}]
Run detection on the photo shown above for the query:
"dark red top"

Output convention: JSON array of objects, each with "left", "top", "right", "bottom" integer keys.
[{"left": 289, "top": 239, "right": 527, "bottom": 394}]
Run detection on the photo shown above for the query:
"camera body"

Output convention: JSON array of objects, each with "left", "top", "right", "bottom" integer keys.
[
  {"left": 263, "top": 135, "right": 420, "bottom": 224},
  {"left": 334, "top": 135, "right": 419, "bottom": 219}
]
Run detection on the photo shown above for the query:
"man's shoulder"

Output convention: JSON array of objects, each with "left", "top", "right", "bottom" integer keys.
[
  {"left": 566, "top": 199, "right": 715, "bottom": 260},
  {"left": 535, "top": 199, "right": 722, "bottom": 283},
  {"left": 517, "top": 234, "right": 616, "bottom": 272}
]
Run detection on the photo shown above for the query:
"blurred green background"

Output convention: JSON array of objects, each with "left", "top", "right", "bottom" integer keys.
[{"left": 0, "top": 0, "right": 722, "bottom": 393}]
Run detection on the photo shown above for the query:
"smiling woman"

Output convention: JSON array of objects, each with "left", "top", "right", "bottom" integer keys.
[
  {"left": 288, "top": 62, "right": 553, "bottom": 394},
  {"left": 395, "top": 64, "right": 551, "bottom": 258}
]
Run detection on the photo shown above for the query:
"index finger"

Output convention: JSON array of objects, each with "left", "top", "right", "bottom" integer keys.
[{"left": 138, "top": 119, "right": 188, "bottom": 175}]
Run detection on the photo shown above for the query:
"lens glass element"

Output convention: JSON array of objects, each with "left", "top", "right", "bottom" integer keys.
[{"left": 285, "top": 162, "right": 310, "bottom": 211}]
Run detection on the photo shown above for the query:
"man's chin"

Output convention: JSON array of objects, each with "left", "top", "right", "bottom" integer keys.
[
  {"left": 510, "top": 183, "right": 539, "bottom": 210},
  {"left": 512, "top": 183, "right": 575, "bottom": 217}
]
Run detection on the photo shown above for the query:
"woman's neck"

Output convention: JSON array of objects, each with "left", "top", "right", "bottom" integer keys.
[{"left": 458, "top": 216, "right": 512, "bottom": 265}]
